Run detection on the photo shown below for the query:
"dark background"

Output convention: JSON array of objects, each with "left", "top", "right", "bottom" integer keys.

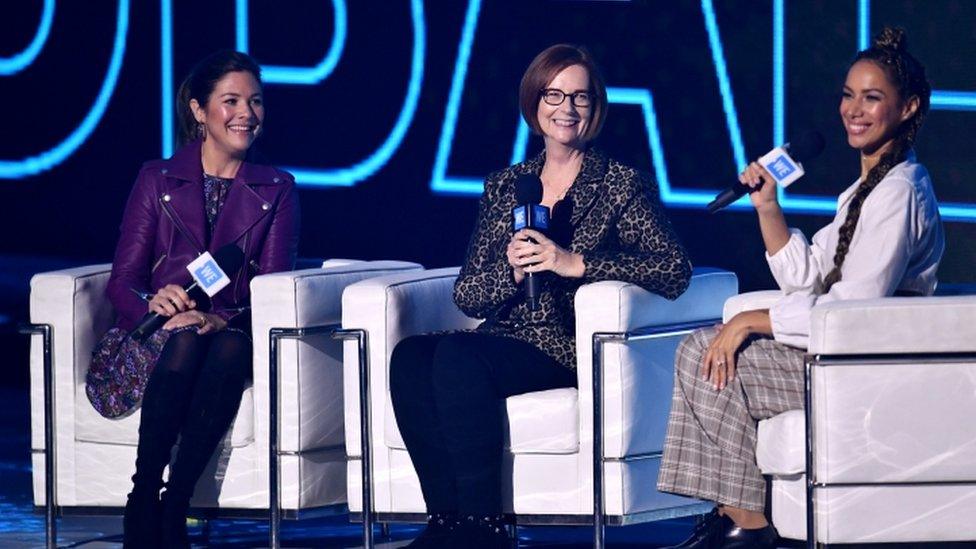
[{"left": 2, "top": 1, "right": 974, "bottom": 386}]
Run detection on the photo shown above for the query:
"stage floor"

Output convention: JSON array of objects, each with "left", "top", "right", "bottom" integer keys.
[
  {"left": 2, "top": 381, "right": 970, "bottom": 548},
  {"left": 0, "top": 385, "right": 698, "bottom": 547}
]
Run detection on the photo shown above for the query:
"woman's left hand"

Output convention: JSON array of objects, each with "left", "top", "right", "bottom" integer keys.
[
  {"left": 515, "top": 229, "right": 585, "bottom": 278},
  {"left": 162, "top": 311, "right": 228, "bottom": 335},
  {"left": 701, "top": 311, "right": 763, "bottom": 391}
]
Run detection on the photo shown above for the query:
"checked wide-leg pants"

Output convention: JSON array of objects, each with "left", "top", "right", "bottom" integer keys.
[{"left": 656, "top": 326, "right": 806, "bottom": 511}]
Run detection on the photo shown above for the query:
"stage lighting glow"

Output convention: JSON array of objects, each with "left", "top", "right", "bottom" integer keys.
[
  {"left": 431, "top": 0, "right": 752, "bottom": 210},
  {"left": 776, "top": 0, "right": 976, "bottom": 220},
  {"left": 236, "top": 0, "right": 347, "bottom": 85},
  {"left": 0, "top": 0, "right": 54, "bottom": 76},
  {"left": 0, "top": 0, "right": 128, "bottom": 179}
]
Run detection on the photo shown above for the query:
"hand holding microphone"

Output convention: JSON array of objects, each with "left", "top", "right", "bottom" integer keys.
[
  {"left": 738, "top": 161, "right": 780, "bottom": 211},
  {"left": 131, "top": 244, "right": 244, "bottom": 341},
  {"left": 148, "top": 284, "right": 196, "bottom": 317},
  {"left": 707, "top": 130, "right": 825, "bottom": 213}
]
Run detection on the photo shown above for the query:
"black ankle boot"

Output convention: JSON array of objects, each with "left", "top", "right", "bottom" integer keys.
[
  {"left": 450, "top": 514, "right": 513, "bottom": 549},
  {"left": 405, "top": 512, "right": 458, "bottom": 548}
]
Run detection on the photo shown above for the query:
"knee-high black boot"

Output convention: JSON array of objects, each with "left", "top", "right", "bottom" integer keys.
[
  {"left": 161, "top": 343, "right": 249, "bottom": 548},
  {"left": 124, "top": 369, "right": 193, "bottom": 549}
]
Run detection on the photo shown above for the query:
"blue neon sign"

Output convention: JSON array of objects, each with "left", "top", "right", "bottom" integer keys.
[
  {"left": 3, "top": 0, "right": 976, "bottom": 223},
  {"left": 0, "top": 0, "right": 128, "bottom": 179}
]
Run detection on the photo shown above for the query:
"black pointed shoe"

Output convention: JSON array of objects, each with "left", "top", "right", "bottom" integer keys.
[
  {"left": 722, "top": 522, "right": 778, "bottom": 549},
  {"left": 661, "top": 508, "right": 733, "bottom": 549}
]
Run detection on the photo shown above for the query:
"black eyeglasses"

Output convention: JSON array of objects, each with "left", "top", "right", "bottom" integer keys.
[{"left": 539, "top": 88, "right": 593, "bottom": 107}]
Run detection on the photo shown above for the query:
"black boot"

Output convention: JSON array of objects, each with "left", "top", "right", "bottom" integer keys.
[
  {"left": 159, "top": 488, "right": 191, "bottom": 548},
  {"left": 123, "top": 370, "right": 193, "bottom": 549},
  {"left": 661, "top": 508, "right": 732, "bottom": 549},
  {"left": 162, "top": 350, "right": 249, "bottom": 549},
  {"left": 405, "top": 512, "right": 458, "bottom": 548},
  {"left": 122, "top": 492, "right": 161, "bottom": 549},
  {"left": 449, "top": 514, "right": 514, "bottom": 549}
]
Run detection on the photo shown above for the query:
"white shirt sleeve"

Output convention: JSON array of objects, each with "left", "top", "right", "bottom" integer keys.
[
  {"left": 767, "top": 177, "right": 916, "bottom": 348},
  {"left": 765, "top": 227, "right": 831, "bottom": 293}
]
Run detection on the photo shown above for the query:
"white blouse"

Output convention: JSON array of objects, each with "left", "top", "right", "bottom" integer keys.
[{"left": 766, "top": 153, "right": 945, "bottom": 349}]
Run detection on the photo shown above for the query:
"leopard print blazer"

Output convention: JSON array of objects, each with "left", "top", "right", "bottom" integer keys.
[{"left": 453, "top": 148, "right": 692, "bottom": 369}]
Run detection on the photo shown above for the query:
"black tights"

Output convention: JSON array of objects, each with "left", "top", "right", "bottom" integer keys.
[
  {"left": 130, "top": 329, "right": 251, "bottom": 503},
  {"left": 389, "top": 332, "right": 576, "bottom": 516}
]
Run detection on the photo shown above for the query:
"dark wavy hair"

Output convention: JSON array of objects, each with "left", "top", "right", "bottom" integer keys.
[
  {"left": 175, "top": 50, "right": 262, "bottom": 147},
  {"left": 822, "top": 27, "right": 931, "bottom": 292}
]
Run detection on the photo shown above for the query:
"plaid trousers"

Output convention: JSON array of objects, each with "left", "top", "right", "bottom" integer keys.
[{"left": 656, "top": 326, "right": 806, "bottom": 511}]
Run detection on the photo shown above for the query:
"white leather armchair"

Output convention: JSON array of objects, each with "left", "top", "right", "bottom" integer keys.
[
  {"left": 725, "top": 291, "right": 976, "bottom": 546},
  {"left": 26, "top": 259, "right": 421, "bottom": 544},
  {"left": 341, "top": 267, "right": 738, "bottom": 547}
]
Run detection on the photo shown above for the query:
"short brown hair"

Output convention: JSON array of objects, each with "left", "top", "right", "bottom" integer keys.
[{"left": 519, "top": 44, "right": 607, "bottom": 142}]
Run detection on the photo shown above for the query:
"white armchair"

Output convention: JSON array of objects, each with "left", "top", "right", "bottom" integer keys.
[
  {"left": 726, "top": 291, "right": 976, "bottom": 546},
  {"left": 341, "top": 267, "right": 738, "bottom": 547},
  {"left": 26, "top": 259, "right": 421, "bottom": 544}
]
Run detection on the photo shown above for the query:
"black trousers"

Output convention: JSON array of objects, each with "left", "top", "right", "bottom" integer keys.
[{"left": 389, "top": 331, "right": 576, "bottom": 516}]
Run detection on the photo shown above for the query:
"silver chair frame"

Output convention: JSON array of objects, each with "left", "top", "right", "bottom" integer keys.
[
  {"left": 21, "top": 323, "right": 56, "bottom": 549},
  {"left": 351, "top": 318, "right": 718, "bottom": 549},
  {"left": 23, "top": 321, "right": 359, "bottom": 549},
  {"left": 803, "top": 352, "right": 976, "bottom": 549},
  {"left": 268, "top": 325, "right": 370, "bottom": 549}
]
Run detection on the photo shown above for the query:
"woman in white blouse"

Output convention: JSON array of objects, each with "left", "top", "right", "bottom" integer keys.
[{"left": 656, "top": 27, "right": 944, "bottom": 549}]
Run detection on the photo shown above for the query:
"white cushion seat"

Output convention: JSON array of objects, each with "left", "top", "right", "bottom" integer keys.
[
  {"left": 344, "top": 267, "right": 740, "bottom": 521},
  {"left": 729, "top": 291, "right": 976, "bottom": 543},
  {"left": 29, "top": 259, "right": 423, "bottom": 511}
]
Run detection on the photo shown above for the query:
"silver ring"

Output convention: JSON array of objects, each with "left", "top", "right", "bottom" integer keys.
[{"left": 716, "top": 360, "right": 725, "bottom": 366}]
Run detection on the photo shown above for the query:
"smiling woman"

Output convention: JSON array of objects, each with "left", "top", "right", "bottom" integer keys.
[
  {"left": 83, "top": 50, "right": 300, "bottom": 548},
  {"left": 387, "top": 44, "right": 691, "bottom": 548},
  {"left": 656, "top": 28, "right": 944, "bottom": 549}
]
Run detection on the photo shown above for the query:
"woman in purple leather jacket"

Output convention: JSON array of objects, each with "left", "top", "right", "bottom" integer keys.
[{"left": 84, "top": 50, "right": 299, "bottom": 548}]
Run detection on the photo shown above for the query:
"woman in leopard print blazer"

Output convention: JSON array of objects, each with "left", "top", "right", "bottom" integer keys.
[{"left": 390, "top": 44, "right": 692, "bottom": 548}]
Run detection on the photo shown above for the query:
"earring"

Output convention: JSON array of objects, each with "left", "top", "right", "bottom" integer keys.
[{"left": 197, "top": 122, "right": 206, "bottom": 139}]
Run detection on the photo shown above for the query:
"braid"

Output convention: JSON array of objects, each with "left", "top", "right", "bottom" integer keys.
[
  {"left": 821, "top": 140, "right": 908, "bottom": 291},
  {"left": 821, "top": 27, "right": 930, "bottom": 292}
]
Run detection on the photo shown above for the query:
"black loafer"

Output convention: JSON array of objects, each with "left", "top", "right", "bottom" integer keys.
[
  {"left": 661, "top": 508, "right": 733, "bottom": 549},
  {"left": 722, "top": 523, "right": 778, "bottom": 549}
]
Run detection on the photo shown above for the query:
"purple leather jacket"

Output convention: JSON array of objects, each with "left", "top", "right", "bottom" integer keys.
[{"left": 106, "top": 140, "right": 300, "bottom": 331}]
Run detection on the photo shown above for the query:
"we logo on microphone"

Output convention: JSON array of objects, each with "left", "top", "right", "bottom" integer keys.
[
  {"left": 187, "top": 252, "right": 231, "bottom": 297},
  {"left": 759, "top": 147, "right": 805, "bottom": 188}
]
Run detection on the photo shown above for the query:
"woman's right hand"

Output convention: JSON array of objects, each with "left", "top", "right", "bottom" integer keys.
[
  {"left": 148, "top": 284, "right": 196, "bottom": 317},
  {"left": 739, "top": 161, "right": 779, "bottom": 211}
]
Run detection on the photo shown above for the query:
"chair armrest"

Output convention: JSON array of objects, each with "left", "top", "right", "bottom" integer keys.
[
  {"left": 722, "top": 290, "right": 783, "bottom": 323},
  {"left": 575, "top": 268, "right": 738, "bottom": 458},
  {"left": 250, "top": 261, "right": 422, "bottom": 455},
  {"left": 809, "top": 295, "right": 976, "bottom": 355},
  {"left": 341, "top": 267, "right": 479, "bottom": 458},
  {"left": 28, "top": 264, "right": 114, "bottom": 477}
]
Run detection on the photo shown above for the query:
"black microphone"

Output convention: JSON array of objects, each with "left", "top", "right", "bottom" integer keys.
[
  {"left": 512, "top": 174, "right": 550, "bottom": 311},
  {"left": 130, "top": 244, "right": 245, "bottom": 341},
  {"left": 707, "top": 130, "right": 825, "bottom": 213}
]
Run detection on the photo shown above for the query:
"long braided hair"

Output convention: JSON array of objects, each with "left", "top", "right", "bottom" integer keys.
[{"left": 821, "top": 27, "right": 931, "bottom": 292}]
